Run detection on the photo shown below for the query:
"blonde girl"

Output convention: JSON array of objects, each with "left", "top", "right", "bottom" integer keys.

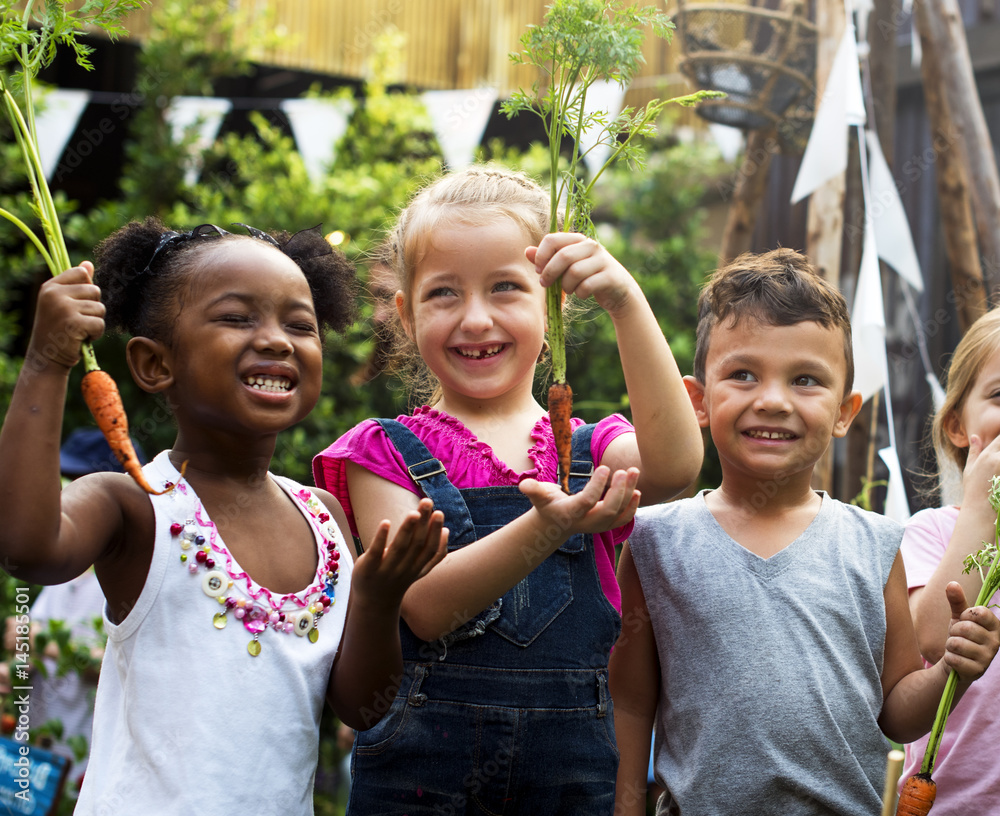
[
  {"left": 313, "top": 166, "right": 702, "bottom": 814},
  {"left": 900, "top": 307, "right": 1000, "bottom": 812}
]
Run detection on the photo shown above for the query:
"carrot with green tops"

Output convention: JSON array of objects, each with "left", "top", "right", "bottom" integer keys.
[
  {"left": 81, "top": 370, "right": 176, "bottom": 495},
  {"left": 895, "top": 773, "right": 936, "bottom": 816},
  {"left": 503, "top": 1, "right": 722, "bottom": 494},
  {"left": 1, "top": 1, "right": 153, "bottom": 494}
]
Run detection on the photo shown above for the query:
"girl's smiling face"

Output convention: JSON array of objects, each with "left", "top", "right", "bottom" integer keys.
[
  {"left": 164, "top": 240, "right": 323, "bottom": 436},
  {"left": 400, "top": 217, "right": 546, "bottom": 411}
]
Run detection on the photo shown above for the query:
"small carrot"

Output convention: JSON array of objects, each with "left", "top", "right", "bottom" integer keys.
[
  {"left": 81, "top": 369, "right": 176, "bottom": 495},
  {"left": 896, "top": 773, "right": 936, "bottom": 816},
  {"left": 548, "top": 381, "right": 573, "bottom": 493}
]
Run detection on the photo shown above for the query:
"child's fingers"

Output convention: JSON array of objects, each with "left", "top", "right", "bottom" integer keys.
[
  {"left": 943, "top": 627, "right": 999, "bottom": 680},
  {"left": 945, "top": 580, "right": 970, "bottom": 624},
  {"left": 416, "top": 514, "right": 448, "bottom": 579},
  {"left": 364, "top": 520, "right": 391, "bottom": 562},
  {"left": 535, "top": 236, "right": 602, "bottom": 290},
  {"left": 385, "top": 500, "right": 439, "bottom": 567},
  {"left": 530, "top": 232, "right": 586, "bottom": 274},
  {"left": 944, "top": 590, "right": 1000, "bottom": 679}
]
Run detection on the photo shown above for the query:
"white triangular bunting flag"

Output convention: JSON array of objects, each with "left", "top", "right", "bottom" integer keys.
[
  {"left": 791, "top": 26, "right": 866, "bottom": 203},
  {"left": 579, "top": 79, "right": 627, "bottom": 177},
  {"left": 865, "top": 131, "right": 923, "bottom": 291},
  {"left": 33, "top": 88, "right": 90, "bottom": 180},
  {"left": 422, "top": 87, "right": 498, "bottom": 171},
  {"left": 165, "top": 96, "right": 232, "bottom": 185},
  {"left": 879, "top": 446, "right": 911, "bottom": 523},
  {"left": 852, "top": 228, "right": 889, "bottom": 404},
  {"left": 281, "top": 97, "right": 355, "bottom": 185}
]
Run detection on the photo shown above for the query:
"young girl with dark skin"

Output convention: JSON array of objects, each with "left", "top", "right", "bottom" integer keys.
[{"left": 0, "top": 218, "right": 446, "bottom": 815}]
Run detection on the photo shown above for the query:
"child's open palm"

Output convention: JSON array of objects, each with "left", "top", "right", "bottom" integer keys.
[
  {"left": 519, "top": 465, "right": 640, "bottom": 537},
  {"left": 352, "top": 498, "right": 448, "bottom": 606}
]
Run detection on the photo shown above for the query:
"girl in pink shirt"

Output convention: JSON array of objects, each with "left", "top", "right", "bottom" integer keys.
[
  {"left": 900, "top": 307, "right": 1000, "bottom": 812},
  {"left": 313, "top": 166, "right": 702, "bottom": 814}
]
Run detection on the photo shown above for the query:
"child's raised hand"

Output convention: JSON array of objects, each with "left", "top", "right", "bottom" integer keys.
[
  {"left": 526, "top": 233, "right": 640, "bottom": 318},
  {"left": 352, "top": 498, "right": 448, "bottom": 606},
  {"left": 519, "top": 465, "right": 640, "bottom": 537},
  {"left": 961, "top": 434, "right": 1000, "bottom": 522},
  {"left": 28, "top": 262, "right": 104, "bottom": 370},
  {"left": 943, "top": 580, "right": 1000, "bottom": 682}
]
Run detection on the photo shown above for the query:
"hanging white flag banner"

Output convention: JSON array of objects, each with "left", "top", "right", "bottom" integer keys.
[
  {"left": 903, "top": 0, "right": 922, "bottom": 68},
  {"left": 852, "top": 228, "right": 889, "bottom": 404},
  {"left": 281, "top": 97, "right": 355, "bottom": 185},
  {"left": 879, "top": 446, "right": 911, "bottom": 523},
  {"left": 579, "top": 79, "right": 627, "bottom": 177},
  {"left": 33, "top": 88, "right": 91, "bottom": 181},
  {"left": 853, "top": 0, "right": 875, "bottom": 44},
  {"left": 165, "top": 96, "right": 232, "bottom": 185},
  {"left": 422, "top": 87, "right": 498, "bottom": 171},
  {"left": 865, "top": 131, "right": 923, "bottom": 291},
  {"left": 791, "top": 24, "right": 866, "bottom": 203}
]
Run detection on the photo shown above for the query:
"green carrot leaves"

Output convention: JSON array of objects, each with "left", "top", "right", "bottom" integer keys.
[
  {"left": 1, "top": 0, "right": 148, "bottom": 371},
  {"left": 502, "top": 0, "right": 722, "bottom": 387}
]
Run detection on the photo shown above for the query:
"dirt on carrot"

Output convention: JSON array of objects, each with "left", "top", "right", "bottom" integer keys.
[
  {"left": 548, "top": 381, "right": 573, "bottom": 493},
  {"left": 81, "top": 369, "right": 176, "bottom": 495},
  {"left": 896, "top": 773, "right": 936, "bottom": 816}
]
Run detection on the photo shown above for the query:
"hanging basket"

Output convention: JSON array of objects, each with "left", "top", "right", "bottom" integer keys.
[{"left": 674, "top": 0, "right": 817, "bottom": 152}]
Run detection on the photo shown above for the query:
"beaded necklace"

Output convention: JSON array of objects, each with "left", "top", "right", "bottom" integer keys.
[{"left": 166, "top": 477, "right": 341, "bottom": 657}]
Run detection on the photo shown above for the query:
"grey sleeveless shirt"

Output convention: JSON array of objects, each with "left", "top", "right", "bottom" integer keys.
[{"left": 630, "top": 491, "right": 902, "bottom": 816}]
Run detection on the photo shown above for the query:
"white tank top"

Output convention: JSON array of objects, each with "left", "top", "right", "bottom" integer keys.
[{"left": 76, "top": 451, "right": 352, "bottom": 815}]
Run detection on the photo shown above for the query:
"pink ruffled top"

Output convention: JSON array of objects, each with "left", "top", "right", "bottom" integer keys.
[{"left": 313, "top": 406, "right": 634, "bottom": 611}]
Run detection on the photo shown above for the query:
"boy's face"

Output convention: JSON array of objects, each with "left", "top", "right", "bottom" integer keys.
[{"left": 686, "top": 318, "right": 862, "bottom": 486}]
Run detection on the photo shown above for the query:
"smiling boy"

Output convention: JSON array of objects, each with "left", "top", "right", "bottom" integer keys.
[{"left": 610, "top": 249, "right": 1000, "bottom": 816}]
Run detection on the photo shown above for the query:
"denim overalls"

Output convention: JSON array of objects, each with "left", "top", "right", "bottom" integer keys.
[{"left": 347, "top": 420, "right": 623, "bottom": 816}]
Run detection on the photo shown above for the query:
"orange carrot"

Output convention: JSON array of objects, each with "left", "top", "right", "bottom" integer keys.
[
  {"left": 896, "top": 773, "right": 936, "bottom": 816},
  {"left": 81, "top": 369, "right": 176, "bottom": 495},
  {"left": 548, "top": 381, "right": 573, "bottom": 493}
]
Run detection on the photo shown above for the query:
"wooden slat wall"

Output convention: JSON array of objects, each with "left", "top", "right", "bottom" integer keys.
[{"left": 116, "top": 1, "right": 694, "bottom": 108}]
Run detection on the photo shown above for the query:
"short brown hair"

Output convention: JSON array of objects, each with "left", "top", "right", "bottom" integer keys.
[{"left": 693, "top": 248, "right": 854, "bottom": 393}]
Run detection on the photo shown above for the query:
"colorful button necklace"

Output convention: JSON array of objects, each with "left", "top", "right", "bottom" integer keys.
[{"left": 170, "top": 483, "right": 341, "bottom": 657}]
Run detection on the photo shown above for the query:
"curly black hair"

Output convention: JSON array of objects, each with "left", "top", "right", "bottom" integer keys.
[{"left": 93, "top": 216, "right": 357, "bottom": 342}]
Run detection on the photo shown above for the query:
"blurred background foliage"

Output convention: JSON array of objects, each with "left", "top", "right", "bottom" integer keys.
[{"left": 0, "top": 0, "right": 730, "bottom": 811}]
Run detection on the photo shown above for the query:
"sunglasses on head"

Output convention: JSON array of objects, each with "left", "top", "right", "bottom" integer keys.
[{"left": 143, "top": 223, "right": 280, "bottom": 276}]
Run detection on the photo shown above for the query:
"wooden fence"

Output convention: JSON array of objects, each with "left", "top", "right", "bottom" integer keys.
[{"left": 117, "top": 0, "right": 694, "bottom": 109}]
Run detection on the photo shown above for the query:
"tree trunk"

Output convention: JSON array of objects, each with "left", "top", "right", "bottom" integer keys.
[
  {"left": 915, "top": 0, "right": 1000, "bottom": 303},
  {"left": 913, "top": 1, "right": 988, "bottom": 331},
  {"left": 718, "top": 127, "right": 778, "bottom": 266}
]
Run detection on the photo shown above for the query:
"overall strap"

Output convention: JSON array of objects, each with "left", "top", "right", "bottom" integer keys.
[
  {"left": 568, "top": 423, "right": 597, "bottom": 494},
  {"left": 374, "top": 419, "right": 475, "bottom": 542}
]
